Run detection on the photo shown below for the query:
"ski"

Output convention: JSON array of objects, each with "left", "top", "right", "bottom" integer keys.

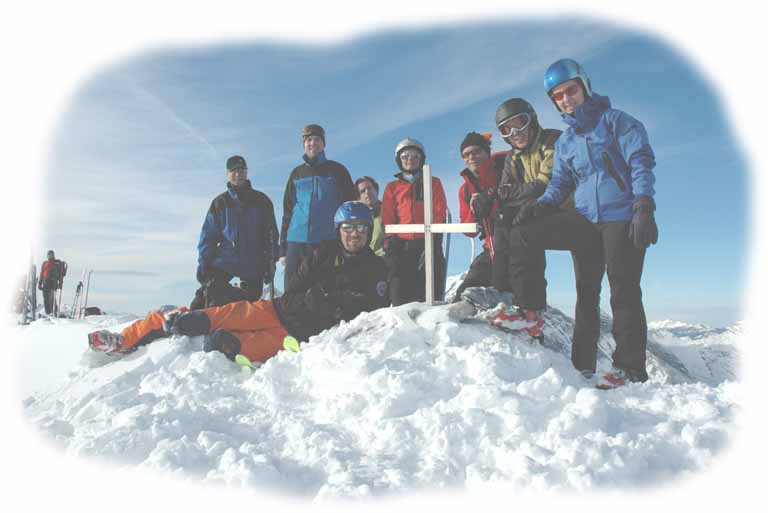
[{"left": 283, "top": 335, "right": 301, "bottom": 353}]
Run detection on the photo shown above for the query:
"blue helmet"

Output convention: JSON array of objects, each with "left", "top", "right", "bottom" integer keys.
[
  {"left": 544, "top": 58, "right": 592, "bottom": 104},
  {"left": 334, "top": 201, "right": 373, "bottom": 229}
]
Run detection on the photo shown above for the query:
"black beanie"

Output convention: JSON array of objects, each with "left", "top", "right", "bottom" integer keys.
[{"left": 460, "top": 132, "right": 492, "bottom": 155}]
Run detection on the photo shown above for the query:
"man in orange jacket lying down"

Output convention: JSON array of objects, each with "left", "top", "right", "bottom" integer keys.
[{"left": 88, "top": 201, "right": 390, "bottom": 364}]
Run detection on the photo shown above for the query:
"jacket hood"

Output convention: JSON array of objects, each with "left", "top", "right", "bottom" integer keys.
[{"left": 561, "top": 93, "right": 611, "bottom": 132}]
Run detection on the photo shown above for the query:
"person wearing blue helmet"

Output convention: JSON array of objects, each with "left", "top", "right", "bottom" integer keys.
[
  {"left": 88, "top": 201, "right": 389, "bottom": 365},
  {"left": 509, "top": 58, "right": 659, "bottom": 389}
]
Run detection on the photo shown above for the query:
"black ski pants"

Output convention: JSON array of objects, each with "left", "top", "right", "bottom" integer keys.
[
  {"left": 452, "top": 249, "right": 492, "bottom": 303},
  {"left": 499, "top": 210, "right": 649, "bottom": 381},
  {"left": 42, "top": 286, "right": 56, "bottom": 315},
  {"left": 386, "top": 238, "right": 446, "bottom": 306}
]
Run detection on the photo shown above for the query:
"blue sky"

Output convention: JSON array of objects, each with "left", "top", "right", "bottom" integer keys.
[{"left": 38, "top": 19, "right": 746, "bottom": 326}]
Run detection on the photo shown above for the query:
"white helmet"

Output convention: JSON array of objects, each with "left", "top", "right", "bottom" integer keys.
[{"left": 395, "top": 137, "right": 426, "bottom": 171}]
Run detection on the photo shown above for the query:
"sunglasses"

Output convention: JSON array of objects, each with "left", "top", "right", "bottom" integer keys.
[
  {"left": 498, "top": 113, "right": 531, "bottom": 138},
  {"left": 340, "top": 223, "right": 369, "bottom": 233},
  {"left": 399, "top": 151, "right": 421, "bottom": 161},
  {"left": 550, "top": 83, "right": 582, "bottom": 102},
  {"left": 461, "top": 147, "right": 487, "bottom": 160}
]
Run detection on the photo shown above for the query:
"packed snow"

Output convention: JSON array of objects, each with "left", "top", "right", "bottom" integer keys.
[{"left": 14, "top": 291, "right": 742, "bottom": 501}]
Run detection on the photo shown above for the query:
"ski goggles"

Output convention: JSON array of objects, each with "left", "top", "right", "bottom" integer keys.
[
  {"left": 498, "top": 113, "right": 532, "bottom": 138},
  {"left": 550, "top": 83, "right": 582, "bottom": 103},
  {"left": 399, "top": 151, "right": 422, "bottom": 161},
  {"left": 339, "top": 223, "right": 370, "bottom": 234}
]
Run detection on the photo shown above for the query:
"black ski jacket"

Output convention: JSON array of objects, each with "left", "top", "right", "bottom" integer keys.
[{"left": 273, "top": 241, "right": 389, "bottom": 341}]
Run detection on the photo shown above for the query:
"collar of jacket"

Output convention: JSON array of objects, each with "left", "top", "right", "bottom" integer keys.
[
  {"left": 370, "top": 202, "right": 381, "bottom": 217},
  {"left": 561, "top": 92, "right": 611, "bottom": 133},
  {"left": 226, "top": 179, "right": 253, "bottom": 199},
  {"left": 395, "top": 169, "right": 422, "bottom": 183},
  {"left": 303, "top": 151, "right": 328, "bottom": 167}
]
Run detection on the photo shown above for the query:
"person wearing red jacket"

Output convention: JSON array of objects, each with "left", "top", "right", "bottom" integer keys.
[
  {"left": 381, "top": 138, "right": 448, "bottom": 305},
  {"left": 38, "top": 250, "right": 66, "bottom": 315},
  {"left": 451, "top": 132, "right": 507, "bottom": 302}
]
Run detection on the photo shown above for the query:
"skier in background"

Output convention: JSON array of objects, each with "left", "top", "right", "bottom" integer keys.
[
  {"left": 381, "top": 138, "right": 448, "bottom": 305},
  {"left": 355, "top": 176, "right": 385, "bottom": 256},
  {"left": 88, "top": 202, "right": 389, "bottom": 364},
  {"left": 279, "top": 124, "right": 356, "bottom": 291},
  {"left": 510, "top": 58, "right": 659, "bottom": 389},
  {"left": 192, "top": 155, "right": 279, "bottom": 309},
  {"left": 38, "top": 250, "right": 66, "bottom": 315}
]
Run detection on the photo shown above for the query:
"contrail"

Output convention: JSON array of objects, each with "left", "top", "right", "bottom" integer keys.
[{"left": 123, "top": 75, "right": 218, "bottom": 158}]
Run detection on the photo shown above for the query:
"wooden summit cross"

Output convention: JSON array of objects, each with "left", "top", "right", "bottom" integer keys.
[{"left": 384, "top": 164, "right": 478, "bottom": 305}]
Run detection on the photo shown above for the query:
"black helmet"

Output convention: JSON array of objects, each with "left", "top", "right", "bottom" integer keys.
[
  {"left": 495, "top": 98, "right": 538, "bottom": 128},
  {"left": 494, "top": 98, "right": 540, "bottom": 147}
]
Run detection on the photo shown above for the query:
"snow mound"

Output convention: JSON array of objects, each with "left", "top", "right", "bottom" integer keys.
[{"left": 20, "top": 303, "right": 741, "bottom": 499}]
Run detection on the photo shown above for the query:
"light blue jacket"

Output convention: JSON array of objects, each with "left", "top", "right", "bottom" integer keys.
[{"left": 539, "top": 93, "right": 656, "bottom": 223}]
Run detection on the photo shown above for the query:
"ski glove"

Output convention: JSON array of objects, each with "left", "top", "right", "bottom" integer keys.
[
  {"left": 512, "top": 200, "right": 558, "bottom": 225},
  {"left": 471, "top": 191, "right": 495, "bottom": 219},
  {"left": 628, "top": 196, "right": 658, "bottom": 249},
  {"left": 498, "top": 180, "right": 546, "bottom": 202}
]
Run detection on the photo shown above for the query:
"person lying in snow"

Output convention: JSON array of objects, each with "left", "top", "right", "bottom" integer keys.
[{"left": 88, "top": 201, "right": 390, "bottom": 363}]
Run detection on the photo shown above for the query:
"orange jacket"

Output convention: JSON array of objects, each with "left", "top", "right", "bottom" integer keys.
[{"left": 381, "top": 172, "right": 447, "bottom": 240}]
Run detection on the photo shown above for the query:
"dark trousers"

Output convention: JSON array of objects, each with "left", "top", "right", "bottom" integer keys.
[
  {"left": 500, "top": 211, "right": 649, "bottom": 380},
  {"left": 387, "top": 239, "right": 446, "bottom": 305},
  {"left": 491, "top": 228, "right": 548, "bottom": 309},
  {"left": 284, "top": 241, "right": 318, "bottom": 291},
  {"left": 452, "top": 249, "right": 492, "bottom": 303},
  {"left": 42, "top": 287, "right": 56, "bottom": 315}
]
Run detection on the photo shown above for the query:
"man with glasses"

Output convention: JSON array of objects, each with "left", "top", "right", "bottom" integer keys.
[
  {"left": 192, "top": 155, "right": 279, "bottom": 309},
  {"left": 280, "top": 124, "right": 356, "bottom": 291},
  {"left": 381, "top": 138, "right": 448, "bottom": 305},
  {"left": 88, "top": 202, "right": 389, "bottom": 365},
  {"left": 451, "top": 132, "right": 506, "bottom": 302},
  {"left": 510, "top": 58, "right": 658, "bottom": 389}
]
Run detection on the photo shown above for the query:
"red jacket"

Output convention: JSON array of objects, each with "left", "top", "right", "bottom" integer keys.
[
  {"left": 381, "top": 172, "right": 447, "bottom": 240},
  {"left": 457, "top": 151, "right": 506, "bottom": 250}
]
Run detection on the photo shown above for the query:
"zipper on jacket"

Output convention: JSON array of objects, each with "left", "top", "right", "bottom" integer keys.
[{"left": 602, "top": 152, "right": 627, "bottom": 192}]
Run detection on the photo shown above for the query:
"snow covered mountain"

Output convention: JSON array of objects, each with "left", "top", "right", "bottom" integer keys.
[{"left": 16, "top": 298, "right": 740, "bottom": 499}]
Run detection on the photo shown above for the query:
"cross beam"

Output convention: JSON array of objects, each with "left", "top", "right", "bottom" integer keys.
[{"left": 384, "top": 164, "right": 478, "bottom": 305}]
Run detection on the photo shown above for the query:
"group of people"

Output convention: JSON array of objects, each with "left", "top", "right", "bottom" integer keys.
[{"left": 88, "top": 58, "right": 658, "bottom": 390}]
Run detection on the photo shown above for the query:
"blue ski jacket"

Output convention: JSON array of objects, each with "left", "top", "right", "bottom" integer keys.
[
  {"left": 538, "top": 93, "right": 656, "bottom": 223},
  {"left": 197, "top": 180, "right": 279, "bottom": 283},
  {"left": 280, "top": 151, "right": 356, "bottom": 255}
]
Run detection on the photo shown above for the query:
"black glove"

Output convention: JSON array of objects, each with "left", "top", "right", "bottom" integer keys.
[
  {"left": 471, "top": 191, "right": 494, "bottom": 219},
  {"left": 383, "top": 236, "right": 404, "bottom": 257},
  {"left": 512, "top": 200, "right": 558, "bottom": 225},
  {"left": 628, "top": 196, "right": 658, "bottom": 249}
]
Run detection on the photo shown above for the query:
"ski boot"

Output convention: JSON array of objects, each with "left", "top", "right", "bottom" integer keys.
[
  {"left": 88, "top": 330, "right": 126, "bottom": 353},
  {"left": 491, "top": 307, "right": 544, "bottom": 343},
  {"left": 596, "top": 367, "right": 629, "bottom": 390}
]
